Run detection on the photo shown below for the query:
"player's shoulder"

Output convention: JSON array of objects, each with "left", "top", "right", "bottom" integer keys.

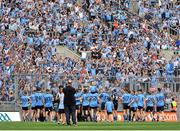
[
  {"left": 155, "top": 93, "right": 159, "bottom": 96},
  {"left": 79, "top": 92, "right": 83, "bottom": 95},
  {"left": 129, "top": 93, "right": 132, "bottom": 97},
  {"left": 122, "top": 93, "right": 126, "bottom": 96}
]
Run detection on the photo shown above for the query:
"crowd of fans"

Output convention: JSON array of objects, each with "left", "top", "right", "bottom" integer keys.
[
  {"left": 137, "top": 0, "right": 179, "bottom": 37},
  {"left": 0, "top": 0, "right": 179, "bottom": 106}
]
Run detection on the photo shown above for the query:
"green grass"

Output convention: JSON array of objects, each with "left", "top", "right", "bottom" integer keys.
[{"left": 0, "top": 122, "right": 180, "bottom": 130}]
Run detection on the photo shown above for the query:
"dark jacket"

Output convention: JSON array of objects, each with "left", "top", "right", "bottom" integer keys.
[{"left": 63, "top": 85, "right": 76, "bottom": 106}]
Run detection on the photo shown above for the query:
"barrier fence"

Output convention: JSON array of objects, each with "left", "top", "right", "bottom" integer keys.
[{"left": 0, "top": 73, "right": 179, "bottom": 111}]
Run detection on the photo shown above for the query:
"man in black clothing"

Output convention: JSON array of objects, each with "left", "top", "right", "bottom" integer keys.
[{"left": 63, "top": 80, "right": 77, "bottom": 126}]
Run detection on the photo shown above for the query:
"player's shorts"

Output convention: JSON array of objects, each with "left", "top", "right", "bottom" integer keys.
[
  {"left": 157, "top": 106, "right": 164, "bottom": 112},
  {"left": 31, "top": 107, "right": 36, "bottom": 110},
  {"left": 22, "top": 107, "right": 29, "bottom": 111},
  {"left": 53, "top": 104, "right": 59, "bottom": 112},
  {"left": 76, "top": 105, "right": 81, "bottom": 110},
  {"left": 90, "top": 106, "right": 98, "bottom": 110},
  {"left": 45, "top": 107, "right": 53, "bottom": 112},
  {"left": 146, "top": 106, "right": 154, "bottom": 112},
  {"left": 123, "top": 103, "right": 130, "bottom": 110},
  {"left": 100, "top": 102, "right": 105, "bottom": 110},
  {"left": 58, "top": 109, "right": 65, "bottom": 114},
  {"left": 138, "top": 106, "right": 144, "bottom": 110},
  {"left": 82, "top": 106, "right": 89, "bottom": 110},
  {"left": 130, "top": 107, "right": 137, "bottom": 112},
  {"left": 36, "top": 105, "right": 44, "bottom": 110},
  {"left": 107, "top": 112, "right": 113, "bottom": 115},
  {"left": 114, "top": 104, "right": 118, "bottom": 111}
]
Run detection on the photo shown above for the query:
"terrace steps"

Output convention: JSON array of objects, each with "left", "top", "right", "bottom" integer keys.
[{"left": 56, "top": 46, "right": 81, "bottom": 61}]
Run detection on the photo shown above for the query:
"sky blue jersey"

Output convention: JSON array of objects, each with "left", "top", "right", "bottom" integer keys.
[
  {"left": 122, "top": 93, "right": 131, "bottom": 104},
  {"left": 90, "top": 86, "right": 97, "bottom": 93},
  {"left": 89, "top": 93, "right": 99, "bottom": 107},
  {"left": 75, "top": 92, "right": 82, "bottom": 105},
  {"left": 146, "top": 95, "right": 155, "bottom": 107},
  {"left": 156, "top": 93, "right": 165, "bottom": 107},
  {"left": 100, "top": 92, "right": 109, "bottom": 103},
  {"left": 105, "top": 101, "right": 114, "bottom": 113},
  {"left": 44, "top": 93, "right": 53, "bottom": 107},
  {"left": 30, "top": 93, "right": 36, "bottom": 107},
  {"left": 35, "top": 92, "right": 44, "bottom": 106},
  {"left": 21, "top": 95, "right": 30, "bottom": 107},
  {"left": 82, "top": 93, "right": 89, "bottom": 106},
  {"left": 130, "top": 95, "right": 138, "bottom": 108},
  {"left": 137, "top": 93, "right": 145, "bottom": 107}
]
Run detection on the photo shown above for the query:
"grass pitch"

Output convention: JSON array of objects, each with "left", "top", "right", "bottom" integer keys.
[{"left": 0, "top": 122, "right": 180, "bottom": 130}]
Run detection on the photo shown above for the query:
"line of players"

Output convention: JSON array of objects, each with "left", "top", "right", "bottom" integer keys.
[
  {"left": 20, "top": 85, "right": 165, "bottom": 123},
  {"left": 122, "top": 88, "right": 165, "bottom": 122}
]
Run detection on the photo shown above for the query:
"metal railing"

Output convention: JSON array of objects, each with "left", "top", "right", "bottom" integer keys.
[{"left": 0, "top": 73, "right": 179, "bottom": 112}]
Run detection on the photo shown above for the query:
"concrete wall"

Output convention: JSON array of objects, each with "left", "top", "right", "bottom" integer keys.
[{"left": 56, "top": 46, "right": 81, "bottom": 61}]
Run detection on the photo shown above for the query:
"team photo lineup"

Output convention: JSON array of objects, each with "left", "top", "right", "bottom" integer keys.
[
  {"left": 0, "top": 0, "right": 179, "bottom": 129},
  {"left": 20, "top": 81, "right": 176, "bottom": 125}
]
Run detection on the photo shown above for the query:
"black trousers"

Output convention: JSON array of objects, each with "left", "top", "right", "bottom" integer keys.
[{"left": 64, "top": 105, "right": 76, "bottom": 125}]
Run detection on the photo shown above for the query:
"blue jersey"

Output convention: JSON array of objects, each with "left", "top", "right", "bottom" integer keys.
[
  {"left": 100, "top": 92, "right": 109, "bottom": 103},
  {"left": 21, "top": 95, "right": 30, "bottom": 107},
  {"left": 89, "top": 93, "right": 98, "bottom": 107},
  {"left": 35, "top": 92, "right": 44, "bottom": 106},
  {"left": 122, "top": 93, "right": 131, "bottom": 104},
  {"left": 75, "top": 92, "right": 82, "bottom": 105},
  {"left": 156, "top": 93, "right": 165, "bottom": 107},
  {"left": 137, "top": 94, "right": 145, "bottom": 107},
  {"left": 90, "top": 86, "right": 97, "bottom": 93},
  {"left": 130, "top": 95, "right": 138, "bottom": 108},
  {"left": 82, "top": 93, "right": 89, "bottom": 106},
  {"left": 44, "top": 93, "right": 53, "bottom": 107},
  {"left": 30, "top": 93, "right": 36, "bottom": 107},
  {"left": 146, "top": 95, "right": 155, "bottom": 107},
  {"left": 105, "top": 101, "right": 114, "bottom": 113}
]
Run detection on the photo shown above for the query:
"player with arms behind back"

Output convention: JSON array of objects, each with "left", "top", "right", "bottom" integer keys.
[
  {"left": 89, "top": 88, "right": 99, "bottom": 122},
  {"left": 21, "top": 91, "right": 30, "bottom": 121},
  {"left": 112, "top": 91, "right": 119, "bottom": 122},
  {"left": 99, "top": 89, "right": 109, "bottom": 121},
  {"left": 137, "top": 89, "right": 145, "bottom": 121},
  {"left": 35, "top": 88, "right": 44, "bottom": 122},
  {"left": 105, "top": 97, "right": 114, "bottom": 122},
  {"left": 129, "top": 90, "right": 138, "bottom": 122},
  {"left": 121, "top": 89, "right": 131, "bottom": 122},
  {"left": 156, "top": 88, "right": 165, "bottom": 121},
  {"left": 81, "top": 88, "right": 90, "bottom": 121},
  {"left": 146, "top": 91, "right": 156, "bottom": 121},
  {"left": 75, "top": 88, "right": 82, "bottom": 122},
  {"left": 30, "top": 88, "right": 37, "bottom": 121},
  {"left": 44, "top": 89, "right": 53, "bottom": 121}
]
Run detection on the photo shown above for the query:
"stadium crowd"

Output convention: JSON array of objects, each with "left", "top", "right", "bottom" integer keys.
[
  {"left": 0, "top": 0, "right": 179, "bottom": 124},
  {"left": 137, "top": 0, "right": 179, "bottom": 37}
]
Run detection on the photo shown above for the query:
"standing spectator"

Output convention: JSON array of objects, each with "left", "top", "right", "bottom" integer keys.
[
  {"left": 171, "top": 98, "right": 177, "bottom": 112},
  {"left": 166, "top": 60, "right": 174, "bottom": 82}
]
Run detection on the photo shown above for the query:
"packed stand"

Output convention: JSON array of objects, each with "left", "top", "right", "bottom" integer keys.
[
  {"left": 137, "top": 0, "right": 179, "bottom": 38},
  {"left": 0, "top": 0, "right": 179, "bottom": 107}
]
